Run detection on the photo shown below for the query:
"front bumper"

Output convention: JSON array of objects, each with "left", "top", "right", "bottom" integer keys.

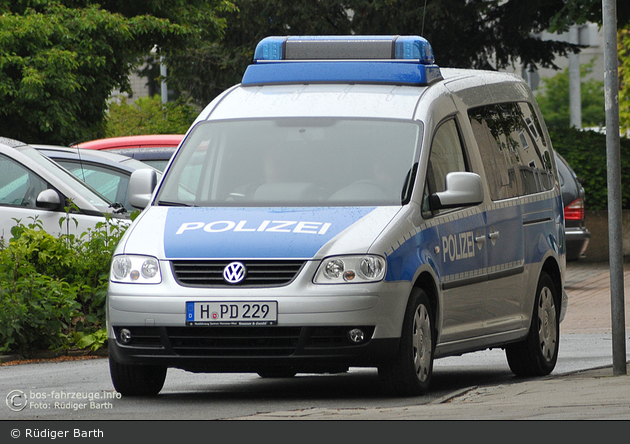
[
  {"left": 107, "top": 260, "right": 411, "bottom": 371},
  {"left": 108, "top": 325, "right": 398, "bottom": 372},
  {"left": 565, "top": 227, "right": 591, "bottom": 260}
]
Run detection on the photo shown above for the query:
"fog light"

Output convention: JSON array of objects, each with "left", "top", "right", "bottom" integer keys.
[
  {"left": 348, "top": 328, "right": 365, "bottom": 344},
  {"left": 119, "top": 328, "right": 132, "bottom": 344}
]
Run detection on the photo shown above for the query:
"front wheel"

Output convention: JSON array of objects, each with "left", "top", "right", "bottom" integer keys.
[
  {"left": 109, "top": 357, "right": 167, "bottom": 396},
  {"left": 505, "top": 271, "right": 559, "bottom": 377},
  {"left": 379, "top": 289, "right": 434, "bottom": 396}
]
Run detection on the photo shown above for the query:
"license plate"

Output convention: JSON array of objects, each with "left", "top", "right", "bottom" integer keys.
[{"left": 186, "top": 301, "right": 278, "bottom": 326}]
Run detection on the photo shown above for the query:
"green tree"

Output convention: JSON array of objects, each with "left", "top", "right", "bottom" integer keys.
[
  {"left": 166, "top": 0, "right": 618, "bottom": 108},
  {"left": 166, "top": 0, "right": 353, "bottom": 107},
  {"left": 0, "top": 0, "right": 232, "bottom": 145},
  {"left": 548, "top": 0, "right": 630, "bottom": 32},
  {"left": 348, "top": 0, "right": 580, "bottom": 71},
  {"left": 535, "top": 60, "right": 605, "bottom": 129}
]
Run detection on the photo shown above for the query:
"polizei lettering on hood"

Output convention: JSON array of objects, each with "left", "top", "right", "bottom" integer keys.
[
  {"left": 176, "top": 220, "right": 332, "bottom": 235},
  {"left": 162, "top": 207, "right": 378, "bottom": 259}
]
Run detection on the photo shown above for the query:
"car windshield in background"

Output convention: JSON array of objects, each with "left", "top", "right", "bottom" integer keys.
[
  {"left": 156, "top": 118, "right": 422, "bottom": 207},
  {"left": 107, "top": 147, "right": 176, "bottom": 171}
]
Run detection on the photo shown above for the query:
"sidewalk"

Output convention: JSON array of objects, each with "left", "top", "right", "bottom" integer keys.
[{"left": 233, "top": 261, "right": 630, "bottom": 420}]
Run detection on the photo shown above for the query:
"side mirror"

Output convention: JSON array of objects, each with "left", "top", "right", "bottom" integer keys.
[
  {"left": 36, "top": 189, "right": 62, "bottom": 210},
  {"left": 129, "top": 169, "right": 158, "bottom": 209},
  {"left": 432, "top": 172, "right": 484, "bottom": 209}
]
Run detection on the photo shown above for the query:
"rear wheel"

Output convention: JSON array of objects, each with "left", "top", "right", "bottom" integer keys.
[
  {"left": 109, "top": 357, "right": 167, "bottom": 396},
  {"left": 379, "top": 289, "right": 434, "bottom": 396},
  {"left": 506, "top": 272, "right": 559, "bottom": 376}
]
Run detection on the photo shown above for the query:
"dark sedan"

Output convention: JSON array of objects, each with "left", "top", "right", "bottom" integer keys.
[{"left": 556, "top": 152, "right": 591, "bottom": 261}]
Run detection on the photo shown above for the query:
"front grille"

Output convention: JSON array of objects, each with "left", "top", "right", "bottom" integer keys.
[
  {"left": 166, "top": 326, "right": 301, "bottom": 356},
  {"left": 114, "top": 326, "right": 376, "bottom": 358},
  {"left": 171, "top": 260, "right": 306, "bottom": 287}
]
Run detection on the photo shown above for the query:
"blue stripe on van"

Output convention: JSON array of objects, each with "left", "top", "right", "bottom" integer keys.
[
  {"left": 163, "top": 207, "right": 377, "bottom": 259},
  {"left": 384, "top": 193, "right": 563, "bottom": 283}
]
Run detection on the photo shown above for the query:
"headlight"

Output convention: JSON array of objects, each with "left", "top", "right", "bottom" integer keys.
[
  {"left": 314, "top": 255, "right": 386, "bottom": 284},
  {"left": 111, "top": 255, "right": 162, "bottom": 284}
]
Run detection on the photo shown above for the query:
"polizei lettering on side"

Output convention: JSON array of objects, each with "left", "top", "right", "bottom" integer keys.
[
  {"left": 442, "top": 231, "right": 475, "bottom": 262},
  {"left": 176, "top": 220, "right": 332, "bottom": 235}
]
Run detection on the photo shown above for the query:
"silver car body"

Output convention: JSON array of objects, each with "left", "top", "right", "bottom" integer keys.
[{"left": 107, "top": 36, "right": 566, "bottom": 388}]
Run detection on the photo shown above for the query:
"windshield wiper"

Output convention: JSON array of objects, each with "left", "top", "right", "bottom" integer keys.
[{"left": 157, "top": 200, "right": 193, "bottom": 207}]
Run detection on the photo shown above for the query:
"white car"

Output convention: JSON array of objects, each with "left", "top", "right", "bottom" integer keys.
[{"left": 0, "top": 137, "right": 130, "bottom": 243}]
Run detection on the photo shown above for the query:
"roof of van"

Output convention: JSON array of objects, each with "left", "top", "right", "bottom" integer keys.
[{"left": 200, "top": 67, "right": 527, "bottom": 123}]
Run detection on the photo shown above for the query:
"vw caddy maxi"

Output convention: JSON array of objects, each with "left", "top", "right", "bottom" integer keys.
[{"left": 107, "top": 36, "right": 567, "bottom": 396}]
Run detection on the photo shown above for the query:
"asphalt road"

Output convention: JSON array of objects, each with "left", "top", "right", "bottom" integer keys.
[{"left": 0, "top": 332, "right": 624, "bottom": 421}]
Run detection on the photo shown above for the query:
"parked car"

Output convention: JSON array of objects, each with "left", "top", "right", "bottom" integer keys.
[
  {"left": 556, "top": 152, "right": 590, "bottom": 261},
  {"left": 0, "top": 138, "right": 129, "bottom": 242},
  {"left": 33, "top": 145, "right": 161, "bottom": 213},
  {"left": 77, "top": 135, "right": 182, "bottom": 171},
  {"left": 107, "top": 35, "right": 567, "bottom": 397}
]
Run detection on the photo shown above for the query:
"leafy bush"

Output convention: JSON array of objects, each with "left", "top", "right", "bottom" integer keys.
[
  {"left": 105, "top": 94, "right": 198, "bottom": 137},
  {"left": 0, "top": 216, "right": 128, "bottom": 356},
  {"left": 549, "top": 127, "right": 630, "bottom": 210}
]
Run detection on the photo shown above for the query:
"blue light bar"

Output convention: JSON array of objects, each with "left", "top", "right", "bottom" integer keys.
[
  {"left": 395, "top": 36, "right": 434, "bottom": 64},
  {"left": 245, "top": 35, "right": 442, "bottom": 87},
  {"left": 254, "top": 36, "right": 285, "bottom": 61},
  {"left": 242, "top": 61, "right": 442, "bottom": 86},
  {"left": 254, "top": 35, "right": 436, "bottom": 64}
]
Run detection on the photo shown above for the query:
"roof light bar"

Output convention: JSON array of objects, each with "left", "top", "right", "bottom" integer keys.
[
  {"left": 243, "top": 35, "right": 442, "bottom": 87},
  {"left": 253, "top": 35, "right": 436, "bottom": 64}
]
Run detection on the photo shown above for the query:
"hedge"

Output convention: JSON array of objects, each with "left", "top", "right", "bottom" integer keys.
[{"left": 548, "top": 127, "right": 630, "bottom": 210}]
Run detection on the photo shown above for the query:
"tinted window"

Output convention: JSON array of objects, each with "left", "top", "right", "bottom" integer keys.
[{"left": 468, "top": 102, "right": 554, "bottom": 201}]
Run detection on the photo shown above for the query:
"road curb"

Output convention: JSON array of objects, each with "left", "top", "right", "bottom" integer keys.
[{"left": 0, "top": 347, "right": 108, "bottom": 365}]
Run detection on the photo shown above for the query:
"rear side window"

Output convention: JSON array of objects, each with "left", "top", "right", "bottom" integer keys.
[{"left": 468, "top": 102, "right": 554, "bottom": 201}]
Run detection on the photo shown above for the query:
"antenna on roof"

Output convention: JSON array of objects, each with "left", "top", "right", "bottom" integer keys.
[{"left": 421, "top": 0, "right": 428, "bottom": 35}]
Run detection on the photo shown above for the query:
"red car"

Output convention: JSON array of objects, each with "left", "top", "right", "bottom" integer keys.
[{"left": 77, "top": 135, "right": 183, "bottom": 171}]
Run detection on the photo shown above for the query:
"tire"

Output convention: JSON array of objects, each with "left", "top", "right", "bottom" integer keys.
[
  {"left": 379, "top": 289, "right": 434, "bottom": 396},
  {"left": 109, "top": 357, "right": 167, "bottom": 396},
  {"left": 506, "top": 272, "right": 559, "bottom": 377}
]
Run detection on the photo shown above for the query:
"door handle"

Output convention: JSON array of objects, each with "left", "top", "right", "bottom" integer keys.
[
  {"left": 475, "top": 235, "right": 486, "bottom": 244},
  {"left": 488, "top": 231, "right": 500, "bottom": 240}
]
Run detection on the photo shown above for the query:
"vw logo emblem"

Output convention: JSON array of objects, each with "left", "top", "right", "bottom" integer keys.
[{"left": 223, "top": 262, "right": 246, "bottom": 284}]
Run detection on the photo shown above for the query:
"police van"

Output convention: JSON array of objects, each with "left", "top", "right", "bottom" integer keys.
[{"left": 107, "top": 35, "right": 567, "bottom": 396}]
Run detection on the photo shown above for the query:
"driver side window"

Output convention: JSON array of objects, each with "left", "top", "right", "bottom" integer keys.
[{"left": 422, "top": 119, "right": 469, "bottom": 216}]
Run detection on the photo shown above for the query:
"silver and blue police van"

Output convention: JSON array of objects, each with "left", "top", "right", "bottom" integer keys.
[{"left": 107, "top": 35, "right": 567, "bottom": 396}]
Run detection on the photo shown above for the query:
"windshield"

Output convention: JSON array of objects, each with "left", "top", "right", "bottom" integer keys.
[{"left": 156, "top": 118, "right": 422, "bottom": 207}]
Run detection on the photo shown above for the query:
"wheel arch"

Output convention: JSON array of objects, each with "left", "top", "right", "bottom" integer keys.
[
  {"left": 541, "top": 256, "right": 563, "bottom": 321},
  {"left": 412, "top": 270, "right": 440, "bottom": 341}
]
